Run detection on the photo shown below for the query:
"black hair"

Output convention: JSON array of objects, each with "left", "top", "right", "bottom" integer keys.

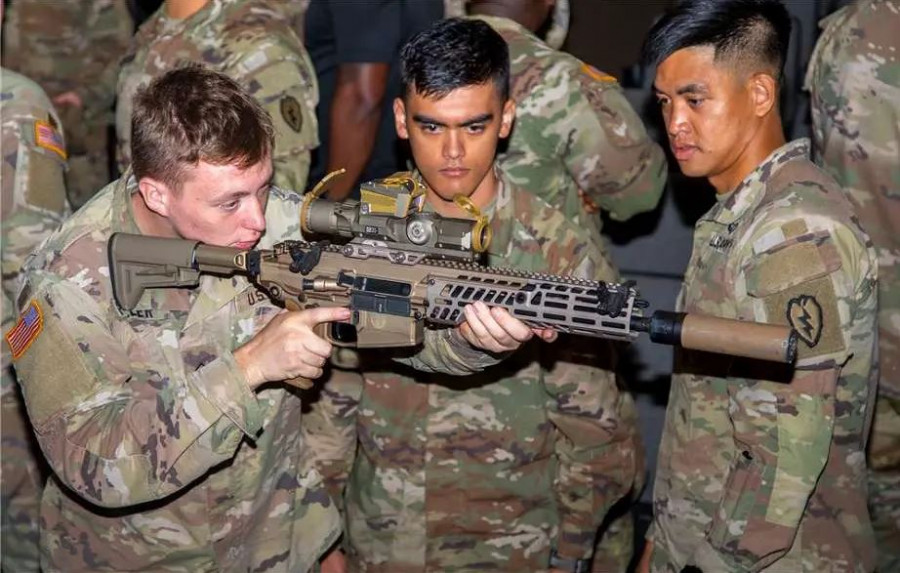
[
  {"left": 642, "top": 0, "right": 791, "bottom": 82},
  {"left": 400, "top": 18, "right": 510, "bottom": 101}
]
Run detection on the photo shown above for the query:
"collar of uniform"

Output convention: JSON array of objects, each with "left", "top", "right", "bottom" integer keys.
[
  {"left": 110, "top": 169, "right": 143, "bottom": 236},
  {"left": 700, "top": 139, "right": 811, "bottom": 227}
]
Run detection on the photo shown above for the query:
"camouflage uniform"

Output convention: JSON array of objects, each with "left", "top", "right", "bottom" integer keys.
[
  {"left": 341, "top": 170, "right": 641, "bottom": 571},
  {"left": 115, "top": 0, "right": 318, "bottom": 193},
  {"left": 445, "top": 0, "right": 570, "bottom": 50},
  {"left": 8, "top": 169, "right": 501, "bottom": 571},
  {"left": 1, "top": 67, "right": 69, "bottom": 572},
  {"left": 2, "top": 0, "right": 133, "bottom": 208},
  {"left": 804, "top": 1, "right": 900, "bottom": 569},
  {"left": 649, "top": 140, "right": 879, "bottom": 572},
  {"left": 477, "top": 16, "right": 667, "bottom": 270}
]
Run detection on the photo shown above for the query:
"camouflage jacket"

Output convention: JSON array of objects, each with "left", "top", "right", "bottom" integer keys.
[
  {"left": 342, "top": 170, "right": 641, "bottom": 571},
  {"left": 475, "top": 15, "right": 666, "bottom": 258},
  {"left": 1, "top": 0, "right": 133, "bottom": 115},
  {"left": 10, "top": 173, "right": 494, "bottom": 571},
  {"left": 116, "top": 0, "right": 318, "bottom": 192},
  {"left": 1, "top": 68, "right": 69, "bottom": 303},
  {"left": 1, "top": 66, "right": 68, "bottom": 573},
  {"left": 649, "top": 140, "right": 879, "bottom": 572},
  {"left": 805, "top": 0, "right": 900, "bottom": 472}
]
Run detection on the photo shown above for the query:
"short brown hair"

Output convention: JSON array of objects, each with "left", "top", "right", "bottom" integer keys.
[{"left": 131, "top": 65, "right": 275, "bottom": 189}]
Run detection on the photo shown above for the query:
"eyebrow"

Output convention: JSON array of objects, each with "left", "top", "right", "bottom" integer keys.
[
  {"left": 412, "top": 112, "right": 494, "bottom": 128},
  {"left": 654, "top": 83, "right": 710, "bottom": 96}
]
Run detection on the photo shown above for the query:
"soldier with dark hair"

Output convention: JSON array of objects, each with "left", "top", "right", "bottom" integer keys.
[
  {"left": 337, "top": 19, "right": 637, "bottom": 572},
  {"left": 639, "top": 0, "right": 878, "bottom": 571}
]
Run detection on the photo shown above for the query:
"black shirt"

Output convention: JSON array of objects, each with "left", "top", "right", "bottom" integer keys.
[{"left": 305, "top": 0, "right": 443, "bottom": 196}]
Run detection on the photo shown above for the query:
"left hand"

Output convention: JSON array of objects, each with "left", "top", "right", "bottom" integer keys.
[
  {"left": 53, "top": 90, "right": 83, "bottom": 109},
  {"left": 458, "top": 301, "right": 557, "bottom": 353},
  {"left": 320, "top": 548, "right": 347, "bottom": 573}
]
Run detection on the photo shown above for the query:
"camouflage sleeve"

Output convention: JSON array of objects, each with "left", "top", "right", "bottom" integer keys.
[
  {"left": 299, "top": 366, "right": 363, "bottom": 513},
  {"left": 391, "top": 328, "right": 505, "bottom": 375},
  {"left": 545, "top": 339, "right": 638, "bottom": 560},
  {"left": 561, "top": 65, "right": 667, "bottom": 221},
  {"left": 229, "top": 37, "right": 319, "bottom": 193},
  {"left": 10, "top": 267, "right": 266, "bottom": 509},
  {"left": 1, "top": 109, "right": 68, "bottom": 300},
  {"left": 691, "top": 205, "right": 876, "bottom": 571}
]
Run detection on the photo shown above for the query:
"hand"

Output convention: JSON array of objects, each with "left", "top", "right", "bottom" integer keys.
[
  {"left": 320, "top": 548, "right": 347, "bottom": 573},
  {"left": 458, "top": 301, "right": 556, "bottom": 353},
  {"left": 52, "top": 90, "right": 83, "bottom": 109},
  {"left": 234, "top": 306, "right": 351, "bottom": 389}
]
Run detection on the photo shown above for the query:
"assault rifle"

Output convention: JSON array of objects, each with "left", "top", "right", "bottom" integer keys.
[{"left": 108, "top": 174, "right": 797, "bottom": 369}]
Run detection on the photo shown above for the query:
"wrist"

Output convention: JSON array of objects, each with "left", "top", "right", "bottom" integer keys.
[{"left": 233, "top": 345, "right": 261, "bottom": 389}]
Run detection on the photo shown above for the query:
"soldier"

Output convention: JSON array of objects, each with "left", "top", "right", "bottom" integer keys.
[
  {"left": 1, "top": 0, "right": 133, "bottom": 209},
  {"left": 330, "top": 19, "right": 640, "bottom": 572},
  {"left": 8, "top": 67, "right": 536, "bottom": 571},
  {"left": 805, "top": 1, "right": 900, "bottom": 570},
  {"left": 637, "top": 1, "right": 879, "bottom": 571},
  {"left": 115, "top": 0, "right": 318, "bottom": 194},
  {"left": 1, "top": 66, "right": 69, "bottom": 573}
]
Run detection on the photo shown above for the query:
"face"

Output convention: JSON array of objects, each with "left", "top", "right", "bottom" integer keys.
[
  {"left": 393, "top": 82, "right": 515, "bottom": 205},
  {"left": 143, "top": 159, "right": 273, "bottom": 248},
  {"left": 654, "top": 47, "right": 761, "bottom": 189}
]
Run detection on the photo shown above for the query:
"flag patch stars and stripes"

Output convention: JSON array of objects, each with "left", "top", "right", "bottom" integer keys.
[
  {"left": 5, "top": 299, "right": 44, "bottom": 359},
  {"left": 34, "top": 119, "right": 66, "bottom": 160}
]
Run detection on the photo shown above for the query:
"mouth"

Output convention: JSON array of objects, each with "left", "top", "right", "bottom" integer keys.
[
  {"left": 439, "top": 167, "right": 470, "bottom": 178},
  {"left": 671, "top": 143, "right": 699, "bottom": 162},
  {"left": 233, "top": 239, "right": 260, "bottom": 250}
]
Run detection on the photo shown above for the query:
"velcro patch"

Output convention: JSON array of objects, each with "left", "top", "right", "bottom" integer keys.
[
  {"left": 5, "top": 299, "right": 43, "bottom": 359},
  {"left": 33, "top": 119, "right": 66, "bottom": 160},
  {"left": 280, "top": 96, "right": 303, "bottom": 133}
]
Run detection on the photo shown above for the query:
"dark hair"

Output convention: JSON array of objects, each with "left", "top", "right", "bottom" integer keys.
[
  {"left": 642, "top": 0, "right": 791, "bottom": 82},
  {"left": 131, "top": 65, "right": 274, "bottom": 189},
  {"left": 400, "top": 18, "right": 509, "bottom": 101}
]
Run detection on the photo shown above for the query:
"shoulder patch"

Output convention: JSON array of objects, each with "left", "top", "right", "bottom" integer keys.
[
  {"left": 5, "top": 299, "right": 44, "bottom": 359},
  {"left": 280, "top": 96, "right": 303, "bottom": 133},
  {"left": 786, "top": 294, "right": 823, "bottom": 347},
  {"left": 33, "top": 119, "right": 66, "bottom": 160},
  {"left": 580, "top": 63, "right": 616, "bottom": 84}
]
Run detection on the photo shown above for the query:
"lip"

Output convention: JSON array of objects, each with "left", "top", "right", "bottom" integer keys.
[
  {"left": 233, "top": 240, "right": 259, "bottom": 250},
  {"left": 671, "top": 143, "right": 699, "bottom": 162},
  {"left": 439, "top": 167, "right": 470, "bottom": 178}
]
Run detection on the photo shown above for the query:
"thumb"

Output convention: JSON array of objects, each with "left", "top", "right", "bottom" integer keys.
[{"left": 296, "top": 305, "right": 352, "bottom": 326}]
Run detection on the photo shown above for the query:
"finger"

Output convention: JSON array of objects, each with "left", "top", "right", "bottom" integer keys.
[
  {"left": 489, "top": 306, "right": 534, "bottom": 343},
  {"left": 292, "top": 366, "right": 324, "bottom": 383},
  {"left": 534, "top": 328, "right": 558, "bottom": 343},
  {"left": 296, "top": 306, "right": 352, "bottom": 326},
  {"left": 302, "top": 335, "right": 334, "bottom": 360},
  {"left": 461, "top": 304, "right": 504, "bottom": 353}
]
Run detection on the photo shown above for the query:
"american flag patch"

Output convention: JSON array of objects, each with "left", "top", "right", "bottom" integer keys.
[
  {"left": 34, "top": 119, "right": 66, "bottom": 160},
  {"left": 5, "top": 300, "right": 44, "bottom": 359}
]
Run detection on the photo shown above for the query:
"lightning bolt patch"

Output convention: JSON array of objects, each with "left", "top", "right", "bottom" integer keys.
[{"left": 787, "top": 295, "right": 823, "bottom": 347}]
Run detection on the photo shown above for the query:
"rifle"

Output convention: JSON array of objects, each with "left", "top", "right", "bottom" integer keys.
[{"left": 107, "top": 174, "right": 798, "bottom": 370}]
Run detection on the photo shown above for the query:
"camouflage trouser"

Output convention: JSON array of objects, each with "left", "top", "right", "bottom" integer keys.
[
  {"left": 58, "top": 104, "right": 113, "bottom": 209},
  {"left": 1, "top": 364, "right": 45, "bottom": 572},
  {"left": 869, "top": 395, "right": 900, "bottom": 573}
]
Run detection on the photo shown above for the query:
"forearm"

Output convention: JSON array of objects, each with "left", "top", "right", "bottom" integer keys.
[
  {"left": 393, "top": 328, "right": 505, "bottom": 375},
  {"left": 324, "top": 64, "right": 389, "bottom": 200}
]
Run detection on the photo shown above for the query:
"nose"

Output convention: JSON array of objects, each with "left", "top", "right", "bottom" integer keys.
[
  {"left": 665, "top": 102, "right": 688, "bottom": 138},
  {"left": 443, "top": 130, "right": 463, "bottom": 161},
  {"left": 243, "top": 196, "right": 267, "bottom": 232}
]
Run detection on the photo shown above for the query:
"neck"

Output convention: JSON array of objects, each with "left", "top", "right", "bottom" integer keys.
[
  {"left": 165, "top": 0, "right": 210, "bottom": 20},
  {"left": 131, "top": 192, "right": 178, "bottom": 238},
  {"left": 709, "top": 118, "right": 786, "bottom": 194},
  {"left": 426, "top": 169, "right": 499, "bottom": 218},
  {"left": 470, "top": 3, "right": 545, "bottom": 32}
]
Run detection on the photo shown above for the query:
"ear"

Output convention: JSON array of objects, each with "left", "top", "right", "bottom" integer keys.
[
  {"left": 499, "top": 99, "right": 516, "bottom": 139},
  {"left": 750, "top": 72, "right": 777, "bottom": 118},
  {"left": 393, "top": 98, "right": 409, "bottom": 140},
  {"left": 137, "top": 176, "right": 174, "bottom": 218}
]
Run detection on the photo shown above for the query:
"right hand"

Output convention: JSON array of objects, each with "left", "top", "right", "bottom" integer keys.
[
  {"left": 234, "top": 306, "right": 352, "bottom": 389},
  {"left": 52, "top": 90, "right": 83, "bottom": 109}
]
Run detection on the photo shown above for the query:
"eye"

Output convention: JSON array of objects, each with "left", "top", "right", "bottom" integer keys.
[
  {"left": 220, "top": 199, "right": 240, "bottom": 211},
  {"left": 687, "top": 97, "right": 704, "bottom": 108},
  {"left": 655, "top": 96, "right": 670, "bottom": 107},
  {"left": 421, "top": 123, "right": 440, "bottom": 133},
  {"left": 466, "top": 124, "right": 486, "bottom": 134}
]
